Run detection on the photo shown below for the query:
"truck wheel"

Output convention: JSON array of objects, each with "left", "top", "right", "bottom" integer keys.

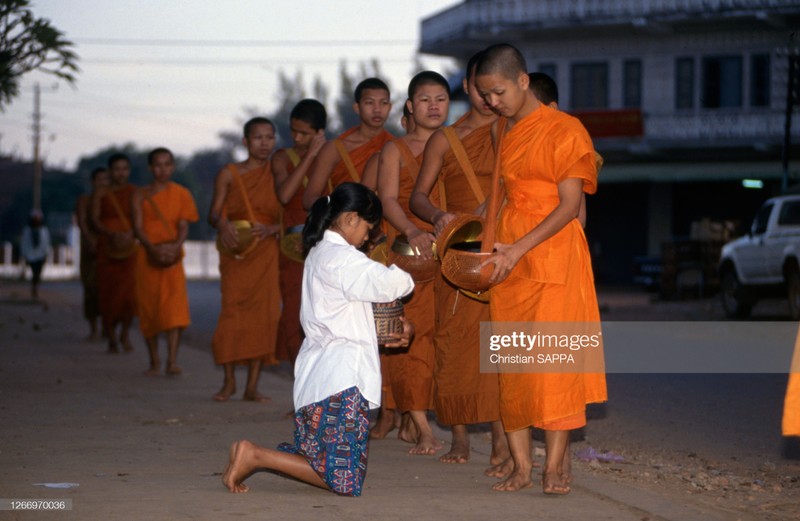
[
  {"left": 720, "top": 268, "right": 753, "bottom": 319},
  {"left": 788, "top": 268, "right": 800, "bottom": 320}
]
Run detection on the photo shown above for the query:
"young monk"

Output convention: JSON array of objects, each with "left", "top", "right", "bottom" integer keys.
[
  {"left": 377, "top": 71, "right": 450, "bottom": 455},
  {"left": 91, "top": 153, "right": 139, "bottom": 353},
  {"left": 302, "top": 78, "right": 393, "bottom": 210},
  {"left": 272, "top": 99, "right": 327, "bottom": 366},
  {"left": 475, "top": 43, "right": 607, "bottom": 494},
  {"left": 76, "top": 167, "right": 109, "bottom": 339},
  {"left": 362, "top": 103, "right": 414, "bottom": 442},
  {"left": 132, "top": 147, "right": 199, "bottom": 376},
  {"left": 209, "top": 117, "right": 282, "bottom": 402},
  {"left": 409, "top": 51, "right": 510, "bottom": 468}
]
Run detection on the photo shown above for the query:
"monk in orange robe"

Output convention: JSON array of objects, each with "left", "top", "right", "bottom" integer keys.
[
  {"left": 410, "top": 52, "right": 509, "bottom": 468},
  {"left": 273, "top": 100, "right": 327, "bottom": 365},
  {"left": 302, "top": 77, "right": 393, "bottom": 210},
  {"left": 378, "top": 71, "right": 450, "bottom": 455},
  {"left": 209, "top": 117, "right": 282, "bottom": 402},
  {"left": 784, "top": 330, "right": 800, "bottom": 436},
  {"left": 132, "top": 147, "right": 199, "bottom": 376},
  {"left": 76, "top": 167, "right": 109, "bottom": 339},
  {"left": 475, "top": 44, "right": 607, "bottom": 495},
  {"left": 91, "top": 153, "right": 138, "bottom": 354}
]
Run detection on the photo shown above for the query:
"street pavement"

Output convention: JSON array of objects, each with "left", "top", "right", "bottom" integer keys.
[{"left": 0, "top": 280, "right": 796, "bottom": 520}]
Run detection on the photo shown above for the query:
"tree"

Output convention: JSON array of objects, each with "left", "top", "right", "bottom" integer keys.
[{"left": 0, "top": 0, "right": 79, "bottom": 110}]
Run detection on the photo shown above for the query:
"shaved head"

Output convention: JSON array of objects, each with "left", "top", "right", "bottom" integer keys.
[
  {"left": 475, "top": 43, "right": 527, "bottom": 80},
  {"left": 528, "top": 72, "right": 559, "bottom": 105}
]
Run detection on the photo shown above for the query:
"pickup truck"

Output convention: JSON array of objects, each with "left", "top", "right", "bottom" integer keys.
[{"left": 718, "top": 194, "right": 800, "bottom": 319}]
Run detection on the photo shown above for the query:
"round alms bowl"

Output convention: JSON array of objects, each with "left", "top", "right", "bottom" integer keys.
[{"left": 388, "top": 234, "right": 438, "bottom": 283}]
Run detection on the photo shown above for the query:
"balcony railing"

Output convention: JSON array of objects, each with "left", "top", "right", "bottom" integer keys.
[{"left": 642, "top": 109, "right": 786, "bottom": 143}]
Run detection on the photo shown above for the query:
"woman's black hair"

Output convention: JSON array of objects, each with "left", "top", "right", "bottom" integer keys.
[{"left": 302, "top": 182, "right": 382, "bottom": 255}]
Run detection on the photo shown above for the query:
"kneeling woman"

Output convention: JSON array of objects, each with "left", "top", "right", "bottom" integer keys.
[{"left": 222, "top": 182, "right": 415, "bottom": 496}]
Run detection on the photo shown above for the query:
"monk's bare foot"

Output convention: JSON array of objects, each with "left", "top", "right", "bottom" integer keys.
[
  {"left": 439, "top": 440, "right": 469, "bottom": 464},
  {"left": 408, "top": 434, "right": 442, "bottom": 456},
  {"left": 542, "top": 471, "right": 570, "bottom": 495},
  {"left": 213, "top": 383, "right": 236, "bottom": 402},
  {"left": 485, "top": 456, "right": 515, "bottom": 478},
  {"left": 143, "top": 366, "right": 160, "bottom": 377},
  {"left": 370, "top": 411, "right": 397, "bottom": 440},
  {"left": 397, "top": 414, "right": 418, "bottom": 444},
  {"left": 166, "top": 364, "right": 182, "bottom": 376},
  {"left": 222, "top": 441, "right": 252, "bottom": 493},
  {"left": 561, "top": 450, "right": 572, "bottom": 485},
  {"left": 107, "top": 341, "right": 119, "bottom": 354},
  {"left": 242, "top": 391, "right": 270, "bottom": 403},
  {"left": 122, "top": 340, "right": 134, "bottom": 352},
  {"left": 492, "top": 468, "right": 533, "bottom": 492}
]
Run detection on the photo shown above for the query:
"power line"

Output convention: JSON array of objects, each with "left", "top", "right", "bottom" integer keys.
[{"left": 74, "top": 37, "right": 417, "bottom": 48}]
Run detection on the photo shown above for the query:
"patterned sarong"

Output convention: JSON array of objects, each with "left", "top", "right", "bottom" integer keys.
[{"left": 278, "top": 386, "right": 370, "bottom": 496}]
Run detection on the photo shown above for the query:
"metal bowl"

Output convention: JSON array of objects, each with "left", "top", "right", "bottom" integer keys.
[
  {"left": 216, "top": 220, "right": 254, "bottom": 257},
  {"left": 388, "top": 235, "right": 438, "bottom": 283},
  {"left": 280, "top": 224, "right": 305, "bottom": 263}
]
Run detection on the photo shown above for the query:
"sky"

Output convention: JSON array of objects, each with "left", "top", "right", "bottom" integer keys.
[{"left": 0, "top": 0, "right": 460, "bottom": 170}]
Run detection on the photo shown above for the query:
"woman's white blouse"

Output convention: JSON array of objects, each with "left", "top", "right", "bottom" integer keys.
[{"left": 294, "top": 230, "right": 414, "bottom": 410}]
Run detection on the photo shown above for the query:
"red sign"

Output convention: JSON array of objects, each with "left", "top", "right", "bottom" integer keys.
[{"left": 569, "top": 109, "right": 644, "bottom": 138}]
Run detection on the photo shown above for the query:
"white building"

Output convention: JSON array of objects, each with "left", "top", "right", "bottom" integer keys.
[{"left": 421, "top": 0, "right": 800, "bottom": 290}]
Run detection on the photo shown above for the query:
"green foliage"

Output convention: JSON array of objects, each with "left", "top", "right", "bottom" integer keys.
[{"left": 0, "top": 0, "right": 79, "bottom": 109}]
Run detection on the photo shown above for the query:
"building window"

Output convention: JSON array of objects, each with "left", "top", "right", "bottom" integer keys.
[
  {"left": 538, "top": 63, "right": 556, "bottom": 81},
  {"left": 750, "top": 54, "right": 770, "bottom": 107},
  {"left": 571, "top": 62, "right": 608, "bottom": 109},
  {"left": 701, "top": 55, "right": 742, "bottom": 108},
  {"left": 675, "top": 57, "right": 694, "bottom": 109},
  {"left": 623, "top": 59, "right": 642, "bottom": 108}
]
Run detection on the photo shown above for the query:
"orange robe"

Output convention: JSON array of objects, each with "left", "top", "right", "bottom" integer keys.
[
  {"left": 96, "top": 184, "right": 138, "bottom": 331},
  {"left": 783, "top": 329, "right": 800, "bottom": 436},
  {"left": 385, "top": 145, "right": 439, "bottom": 412},
  {"left": 328, "top": 127, "right": 394, "bottom": 187},
  {"left": 276, "top": 149, "right": 305, "bottom": 364},
  {"left": 434, "top": 121, "right": 501, "bottom": 425},
  {"left": 134, "top": 182, "right": 199, "bottom": 338},
  {"left": 490, "top": 106, "right": 607, "bottom": 432},
  {"left": 212, "top": 163, "right": 282, "bottom": 365}
]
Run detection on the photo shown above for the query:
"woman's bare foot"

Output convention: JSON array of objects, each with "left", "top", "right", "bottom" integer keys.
[
  {"left": 242, "top": 391, "right": 270, "bottom": 403},
  {"left": 542, "top": 471, "right": 570, "bottom": 495},
  {"left": 213, "top": 382, "right": 236, "bottom": 402},
  {"left": 492, "top": 468, "right": 533, "bottom": 492},
  {"left": 222, "top": 441, "right": 253, "bottom": 493},
  {"left": 485, "top": 456, "right": 514, "bottom": 478},
  {"left": 408, "top": 434, "right": 442, "bottom": 456},
  {"left": 439, "top": 439, "right": 469, "bottom": 464}
]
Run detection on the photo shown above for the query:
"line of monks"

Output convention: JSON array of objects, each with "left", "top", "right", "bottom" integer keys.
[{"left": 74, "top": 44, "right": 607, "bottom": 495}]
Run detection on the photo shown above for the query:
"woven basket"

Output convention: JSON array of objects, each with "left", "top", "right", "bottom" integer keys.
[
  {"left": 373, "top": 299, "right": 405, "bottom": 346},
  {"left": 388, "top": 235, "right": 437, "bottom": 283}
]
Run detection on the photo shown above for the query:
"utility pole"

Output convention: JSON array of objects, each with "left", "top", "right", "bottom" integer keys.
[{"left": 31, "top": 82, "right": 42, "bottom": 212}]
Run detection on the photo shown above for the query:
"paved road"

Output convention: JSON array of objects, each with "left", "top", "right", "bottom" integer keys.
[{"left": 1, "top": 280, "right": 797, "bottom": 520}]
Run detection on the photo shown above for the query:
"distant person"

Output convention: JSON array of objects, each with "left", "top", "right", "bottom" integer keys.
[
  {"left": 222, "top": 182, "right": 414, "bottom": 496},
  {"left": 272, "top": 99, "right": 327, "bottom": 366},
  {"left": 302, "top": 78, "right": 393, "bottom": 209},
  {"left": 132, "top": 147, "right": 199, "bottom": 376},
  {"left": 91, "top": 153, "right": 139, "bottom": 353},
  {"left": 475, "top": 44, "right": 606, "bottom": 495},
  {"left": 209, "top": 117, "right": 282, "bottom": 402},
  {"left": 20, "top": 209, "right": 52, "bottom": 300},
  {"left": 76, "top": 167, "right": 110, "bottom": 339}
]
